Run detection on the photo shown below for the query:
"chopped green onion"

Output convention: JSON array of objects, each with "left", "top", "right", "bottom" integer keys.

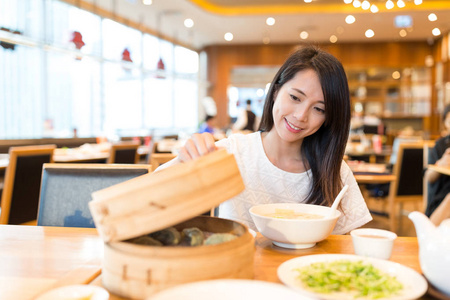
[{"left": 296, "top": 260, "right": 403, "bottom": 299}]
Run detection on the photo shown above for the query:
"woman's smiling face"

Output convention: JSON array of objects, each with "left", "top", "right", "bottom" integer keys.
[{"left": 272, "top": 69, "right": 326, "bottom": 144}]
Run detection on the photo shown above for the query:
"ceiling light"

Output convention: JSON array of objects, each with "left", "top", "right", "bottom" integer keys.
[
  {"left": 266, "top": 17, "right": 275, "bottom": 26},
  {"left": 365, "top": 29, "right": 375, "bottom": 38},
  {"left": 337, "top": 26, "right": 345, "bottom": 34},
  {"left": 142, "top": 0, "right": 152, "bottom": 5},
  {"left": 392, "top": 71, "right": 401, "bottom": 80},
  {"left": 345, "top": 15, "right": 356, "bottom": 24},
  {"left": 256, "top": 89, "right": 265, "bottom": 97},
  {"left": 299, "top": 31, "right": 309, "bottom": 39},
  {"left": 370, "top": 4, "right": 379, "bottom": 13},
  {"left": 330, "top": 35, "right": 338, "bottom": 43},
  {"left": 224, "top": 32, "right": 233, "bottom": 41},
  {"left": 361, "top": 1, "right": 370, "bottom": 10},
  {"left": 386, "top": 0, "right": 394, "bottom": 9},
  {"left": 399, "top": 29, "right": 407, "bottom": 37},
  {"left": 346, "top": 0, "right": 418, "bottom": 12},
  {"left": 304, "top": 0, "right": 312, "bottom": 3},
  {"left": 428, "top": 13, "right": 437, "bottom": 22},
  {"left": 184, "top": 18, "right": 194, "bottom": 28},
  {"left": 432, "top": 28, "right": 441, "bottom": 36}
]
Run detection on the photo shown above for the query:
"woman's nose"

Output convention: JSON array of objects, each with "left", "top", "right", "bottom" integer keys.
[{"left": 293, "top": 106, "right": 308, "bottom": 121}]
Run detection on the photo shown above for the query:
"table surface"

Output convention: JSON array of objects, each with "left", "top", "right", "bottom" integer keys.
[
  {"left": 350, "top": 162, "right": 397, "bottom": 184},
  {"left": 0, "top": 224, "right": 439, "bottom": 300}
]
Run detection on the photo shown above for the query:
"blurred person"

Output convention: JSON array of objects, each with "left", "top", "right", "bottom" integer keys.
[
  {"left": 198, "top": 115, "right": 216, "bottom": 134},
  {"left": 232, "top": 99, "right": 257, "bottom": 132},
  {"left": 425, "top": 104, "right": 450, "bottom": 224},
  {"left": 157, "top": 45, "right": 372, "bottom": 234}
]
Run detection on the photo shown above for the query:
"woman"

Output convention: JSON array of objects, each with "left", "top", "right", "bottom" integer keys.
[{"left": 159, "top": 45, "right": 372, "bottom": 234}]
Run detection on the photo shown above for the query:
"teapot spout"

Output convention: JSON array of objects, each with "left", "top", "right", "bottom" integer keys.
[{"left": 408, "top": 211, "right": 437, "bottom": 243}]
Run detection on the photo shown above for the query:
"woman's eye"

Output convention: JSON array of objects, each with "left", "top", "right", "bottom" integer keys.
[
  {"left": 315, "top": 107, "right": 325, "bottom": 114},
  {"left": 290, "top": 94, "right": 300, "bottom": 101}
]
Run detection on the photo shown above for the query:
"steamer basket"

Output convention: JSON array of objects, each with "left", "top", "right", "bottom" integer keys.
[
  {"left": 88, "top": 149, "right": 254, "bottom": 299},
  {"left": 103, "top": 216, "right": 254, "bottom": 299}
]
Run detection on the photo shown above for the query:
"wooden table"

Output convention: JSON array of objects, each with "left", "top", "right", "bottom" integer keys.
[
  {"left": 0, "top": 225, "right": 103, "bottom": 300},
  {"left": 354, "top": 173, "right": 396, "bottom": 184},
  {"left": 0, "top": 225, "right": 437, "bottom": 300}
]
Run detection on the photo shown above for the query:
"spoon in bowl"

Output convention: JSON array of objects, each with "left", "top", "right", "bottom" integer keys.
[{"left": 328, "top": 184, "right": 349, "bottom": 218}]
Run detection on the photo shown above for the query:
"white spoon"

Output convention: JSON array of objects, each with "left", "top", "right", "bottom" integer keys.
[{"left": 328, "top": 184, "right": 349, "bottom": 217}]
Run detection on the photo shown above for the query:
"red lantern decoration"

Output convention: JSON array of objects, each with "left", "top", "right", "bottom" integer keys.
[
  {"left": 122, "top": 48, "right": 132, "bottom": 63},
  {"left": 156, "top": 57, "right": 165, "bottom": 78},
  {"left": 71, "top": 31, "right": 85, "bottom": 50},
  {"left": 157, "top": 58, "right": 165, "bottom": 70}
]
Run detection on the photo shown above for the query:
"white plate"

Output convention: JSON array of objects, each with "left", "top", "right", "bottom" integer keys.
[
  {"left": 35, "top": 284, "right": 109, "bottom": 300},
  {"left": 148, "top": 279, "right": 314, "bottom": 300},
  {"left": 277, "top": 254, "right": 428, "bottom": 300}
]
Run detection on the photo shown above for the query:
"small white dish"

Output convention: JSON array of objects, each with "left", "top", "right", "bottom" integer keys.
[
  {"left": 351, "top": 228, "right": 397, "bottom": 260},
  {"left": 35, "top": 284, "right": 109, "bottom": 300}
]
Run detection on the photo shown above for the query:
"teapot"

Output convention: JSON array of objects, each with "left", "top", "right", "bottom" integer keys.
[{"left": 408, "top": 211, "right": 450, "bottom": 296}]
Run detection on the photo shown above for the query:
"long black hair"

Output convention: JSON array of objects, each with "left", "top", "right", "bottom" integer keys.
[{"left": 259, "top": 45, "right": 350, "bottom": 206}]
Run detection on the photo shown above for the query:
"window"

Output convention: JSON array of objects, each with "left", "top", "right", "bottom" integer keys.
[{"left": 0, "top": 0, "right": 199, "bottom": 139}]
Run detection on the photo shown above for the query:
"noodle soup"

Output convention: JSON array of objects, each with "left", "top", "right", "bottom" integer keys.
[{"left": 264, "top": 208, "right": 324, "bottom": 220}]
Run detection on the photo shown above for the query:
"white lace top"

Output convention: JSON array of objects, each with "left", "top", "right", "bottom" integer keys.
[{"left": 214, "top": 132, "right": 372, "bottom": 234}]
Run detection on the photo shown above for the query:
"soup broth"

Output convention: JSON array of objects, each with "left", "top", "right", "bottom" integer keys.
[
  {"left": 264, "top": 208, "right": 324, "bottom": 220},
  {"left": 357, "top": 234, "right": 390, "bottom": 239}
]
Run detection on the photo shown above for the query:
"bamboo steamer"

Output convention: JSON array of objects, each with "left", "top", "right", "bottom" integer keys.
[{"left": 89, "top": 149, "right": 254, "bottom": 299}]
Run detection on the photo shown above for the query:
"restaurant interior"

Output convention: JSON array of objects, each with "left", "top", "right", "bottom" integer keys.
[{"left": 1, "top": 0, "right": 450, "bottom": 299}]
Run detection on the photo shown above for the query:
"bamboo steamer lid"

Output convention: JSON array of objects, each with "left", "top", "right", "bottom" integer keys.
[{"left": 89, "top": 149, "right": 245, "bottom": 243}]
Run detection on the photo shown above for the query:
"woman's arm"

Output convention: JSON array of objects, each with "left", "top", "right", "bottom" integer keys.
[
  {"left": 430, "top": 193, "right": 450, "bottom": 225},
  {"left": 426, "top": 148, "right": 450, "bottom": 183}
]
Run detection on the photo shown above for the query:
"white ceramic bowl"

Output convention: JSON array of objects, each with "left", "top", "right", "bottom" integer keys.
[
  {"left": 350, "top": 228, "right": 397, "bottom": 260},
  {"left": 249, "top": 203, "right": 341, "bottom": 249}
]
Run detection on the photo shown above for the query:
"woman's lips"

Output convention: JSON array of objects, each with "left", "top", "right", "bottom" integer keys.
[{"left": 285, "top": 118, "right": 302, "bottom": 133}]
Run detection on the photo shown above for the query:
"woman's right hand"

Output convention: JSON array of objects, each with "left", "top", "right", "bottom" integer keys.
[{"left": 178, "top": 132, "right": 217, "bottom": 162}]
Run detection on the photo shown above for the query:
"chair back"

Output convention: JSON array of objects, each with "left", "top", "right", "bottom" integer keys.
[
  {"left": 37, "top": 163, "right": 150, "bottom": 227},
  {"left": 391, "top": 142, "right": 424, "bottom": 197},
  {"left": 387, "top": 142, "right": 426, "bottom": 232},
  {"left": 107, "top": 141, "right": 140, "bottom": 164},
  {"left": 0, "top": 144, "right": 56, "bottom": 224}
]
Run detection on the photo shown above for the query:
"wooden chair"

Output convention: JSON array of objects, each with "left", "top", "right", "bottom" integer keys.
[
  {"left": 0, "top": 144, "right": 56, "bottom": 225},
  {"left": 148, "top": 141, "right": 175, "bottom": 171},
  {"left": 37, "top": 163, "right": 151, "bottom": 227},
  {"left": 107, "top": 141, "right": 140, "bottom": 164},
  {"left": 387, "top": 142, "right": 425, "bottom": 232}
]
